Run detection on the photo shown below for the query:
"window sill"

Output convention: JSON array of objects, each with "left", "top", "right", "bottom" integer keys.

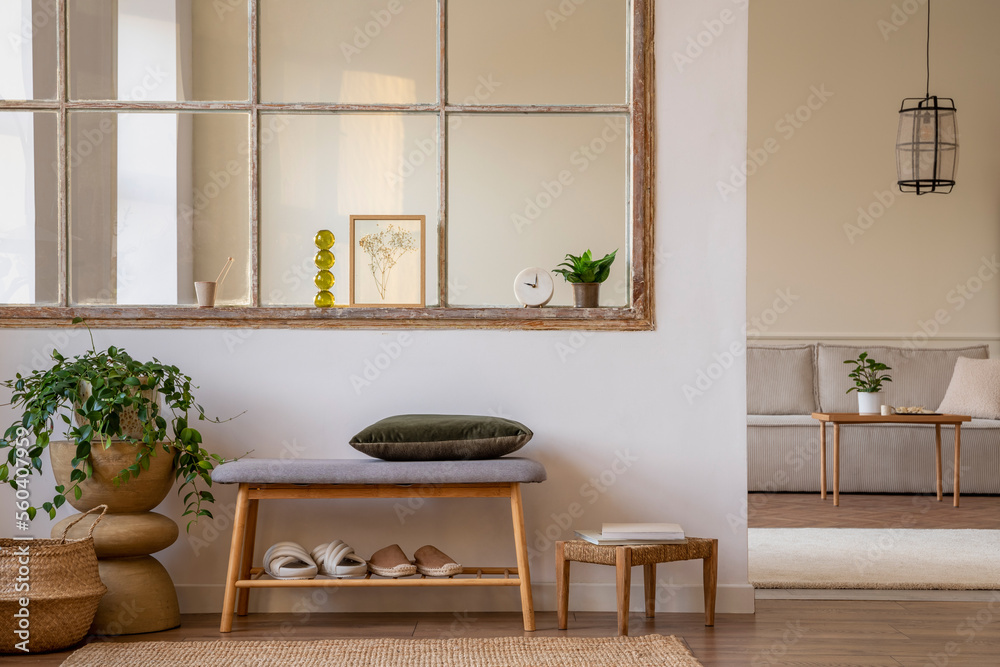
[{"left": 0, "top": 305, "right": 654, "bottom": 331}]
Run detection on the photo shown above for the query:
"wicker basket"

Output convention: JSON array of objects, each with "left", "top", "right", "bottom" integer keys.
[{"left": 1, "top": 505, "right": 108, "bottom": 654}]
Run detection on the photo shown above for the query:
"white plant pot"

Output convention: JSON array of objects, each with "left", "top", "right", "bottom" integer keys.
[{"left": 857, "top": 391, "right": 883, "bottom": 415}]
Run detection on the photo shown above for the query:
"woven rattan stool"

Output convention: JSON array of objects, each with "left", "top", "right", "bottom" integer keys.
[{"left": 556, "top": 537, "right": 718, "bottom": 636}]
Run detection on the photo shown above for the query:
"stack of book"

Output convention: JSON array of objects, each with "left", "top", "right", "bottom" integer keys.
[{"left": 574, "top": 522, "right": 686, "bottom": 545}]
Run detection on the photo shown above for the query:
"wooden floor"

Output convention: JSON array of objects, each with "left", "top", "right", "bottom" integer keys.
[
  {"left": 748, "top": 492, "right": 1000, "bottom": 529},
  {"left": 9, "top": 601, "right": 1000, "bottom": 666}
]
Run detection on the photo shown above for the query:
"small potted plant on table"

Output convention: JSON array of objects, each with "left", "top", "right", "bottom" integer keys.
[
  {"left": 553, "top": 248, "right": 617, "bottom": 307},
  {"left": 845, "top": 352, "right": 892, "bottom": 415}
]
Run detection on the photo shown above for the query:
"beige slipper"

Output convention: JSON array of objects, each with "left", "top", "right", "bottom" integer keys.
[
  {"left": 413, "top": 545, "right": 462, "bottom": 577},
  {"left": 368, "top": 544, "right": 417, "bottom": 578}
]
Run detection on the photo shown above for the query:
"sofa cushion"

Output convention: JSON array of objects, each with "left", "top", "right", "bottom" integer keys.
[
  {"left": 747, "top": 345, "right": 817, "bottom": 415},
  {"left": 349, "top": 414, "right": 533, "bottom": 461},
  {"left": 937, "top": 357, "right": 1000, "bottom": 419},
  {"left": 817, "top": 344, "right": 989, "bottom": 414}
]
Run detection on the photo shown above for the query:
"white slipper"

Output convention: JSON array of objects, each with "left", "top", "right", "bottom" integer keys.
[
  {"left": 264, "top": 541, "right": 319, "bottom": 580},
  {"left": 311, "top": 540, "right": 369, "bottom": 578}
]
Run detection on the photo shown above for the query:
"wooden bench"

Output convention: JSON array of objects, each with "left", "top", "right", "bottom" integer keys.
[{"left": 212, "top": 457, "right": 547, "bottom": 632}]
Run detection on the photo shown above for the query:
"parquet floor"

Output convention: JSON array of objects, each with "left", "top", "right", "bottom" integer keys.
[
  {"left": 9, "top": 602, "right": 1000, "bottom": 667},
  {"left": 748, "top": 492, "right": 1000, "bottom": 529}
]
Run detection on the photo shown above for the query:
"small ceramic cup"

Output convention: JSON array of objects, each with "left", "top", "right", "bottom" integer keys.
[
  {"left": 880, "top": 405, "right": 893, "bottom": 416},
  {"left": 194, "top": 281, "right": 217, "bottom": 308}
]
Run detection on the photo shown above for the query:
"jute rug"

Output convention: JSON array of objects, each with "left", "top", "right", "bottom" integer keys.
[
  {"left": 750, "top": 528, "right": 1000, "bottom": 589},
  {"left": 60, "top": 635, "right": 703, "bottom": 666}
]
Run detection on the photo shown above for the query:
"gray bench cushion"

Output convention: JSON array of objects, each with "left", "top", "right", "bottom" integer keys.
[{"left": 211, "top": 457, "right": 547, "bottom": 485}]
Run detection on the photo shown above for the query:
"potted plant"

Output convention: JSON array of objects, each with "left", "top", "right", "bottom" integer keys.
[
  {"left": 844, "top": 352, "right": 892, "bottom": 415},
  {"left": 553, "top": 249, "right": 617, "bottom": 307},
  {"left": 0, "top": 319, "right": 230, "bottom": 528}
]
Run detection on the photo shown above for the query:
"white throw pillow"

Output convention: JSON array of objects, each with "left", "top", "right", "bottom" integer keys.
[{"left": 937, "top": 357, "right": 1000, "bottom": 419}]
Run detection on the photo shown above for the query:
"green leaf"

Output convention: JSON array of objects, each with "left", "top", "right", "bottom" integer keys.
[{"left": 73, "top": 486, "right": 82, "bottom": 500}]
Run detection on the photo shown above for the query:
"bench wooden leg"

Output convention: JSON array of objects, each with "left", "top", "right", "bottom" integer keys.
[
  {"left": 556, "top": 541, "right": 570, "bottom": 630},
  {"left": 643, "top": 563, "right": 656, "bottom": 618},
  {"left": 510, "top": 483, "right": 535, "bottom": 632},
  {"left": 616, "top": 546, "right": 632, "bottom": 636},
  {"left": 236, "top": 498, "right": 259, "bottom": 616},
  {"left": 220, "top": 483, "right": 251, "bottom": 633},
  {"left": 703, "top": 539, "right": 718, "bottom": 627}
]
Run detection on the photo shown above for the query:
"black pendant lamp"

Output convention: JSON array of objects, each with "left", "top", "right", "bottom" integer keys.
[{"left": 896, "top": 0, "right": 958, "bottom": 195}]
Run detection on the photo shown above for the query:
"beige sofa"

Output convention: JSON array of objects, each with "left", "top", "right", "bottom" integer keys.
[{"left": 748, "top": 343, "right": 1000, "bottom": 494}]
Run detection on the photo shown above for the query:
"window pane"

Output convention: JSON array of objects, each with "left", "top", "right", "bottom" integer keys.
[
  {"left": 0, "top": 112, "right": 58, "bottom": 305},
  {"left": 448, "top": 0, "right": 628, "bottom": 106},
  {"left": 448, "top": 115, "right": 629, "bottom": 307},
  {"left": 69, "top": 112, "right": 251, "bottom": 306},
  {"left": 260, "top": 113, "right": 439, "bottom": 306},
  {"left": 0, "top": 0, "right": 58, "bottom": 100},
  {"left": 69, "top": 0, "right": 249, "bottom": 101},
  {"left": 260, "top": 0, "right": 437, "bottom": 104}
]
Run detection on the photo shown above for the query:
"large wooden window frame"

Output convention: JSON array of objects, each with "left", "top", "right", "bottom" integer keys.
[{"left": 0, "top": 0, "right": 655, "bottom": 330}]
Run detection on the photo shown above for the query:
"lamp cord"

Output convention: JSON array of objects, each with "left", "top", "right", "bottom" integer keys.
[{"left": 926, "top": 0, "right": 931, "bottom": 99}]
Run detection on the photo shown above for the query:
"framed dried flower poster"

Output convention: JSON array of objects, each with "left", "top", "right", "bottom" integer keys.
[{"left": 349, "top": 215, "right": 426, "bottom": 307}]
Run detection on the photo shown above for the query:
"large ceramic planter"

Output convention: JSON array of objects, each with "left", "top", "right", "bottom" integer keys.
[
  {"left": 49, "top": 440, "right": 181, "bottom": 635},
  {"left": 857, "top": 391, "right": 883, "bottom": 415},
  {"left": 50, "top": 440, "right": 175, "bottom": 513},
  {"left": 572, "top": 282, "right": 601, "bottom": 307}
]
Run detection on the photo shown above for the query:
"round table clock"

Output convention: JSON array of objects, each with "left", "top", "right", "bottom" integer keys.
[{"left": 513, "top": 268, "right": 555, "bottom": 307}]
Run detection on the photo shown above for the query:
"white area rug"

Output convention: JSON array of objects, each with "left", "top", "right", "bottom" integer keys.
[{"left": 749, "top": 528, "right": 1000, "bottom": 589}]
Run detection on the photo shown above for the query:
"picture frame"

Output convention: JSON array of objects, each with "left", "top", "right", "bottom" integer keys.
[{"left": 349, "top": 215, "right": 426, "bottom": 307}]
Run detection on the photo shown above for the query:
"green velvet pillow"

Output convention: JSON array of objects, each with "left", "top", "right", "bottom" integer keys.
[{"left": 349, "top": 414, "right": 533, "bottom": 461}]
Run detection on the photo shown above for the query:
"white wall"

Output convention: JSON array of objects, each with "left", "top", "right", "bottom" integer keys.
[{"left": 0, "top": 0, "right": 751, "bottom": 616}]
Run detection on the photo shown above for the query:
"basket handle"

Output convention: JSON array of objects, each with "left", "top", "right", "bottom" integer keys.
[{"left": 59, "top": 504, "right": 109, "bottom": 543}]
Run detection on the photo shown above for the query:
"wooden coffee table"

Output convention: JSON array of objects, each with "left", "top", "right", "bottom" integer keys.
[{"left": 811, "top": 413, "right": 972, "bottom": 507}]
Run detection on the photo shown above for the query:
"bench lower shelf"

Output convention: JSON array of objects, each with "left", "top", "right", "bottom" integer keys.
[
  {"left": 220, "top": 480, "right": 537, "bottom": 632},
  {"left": 237, "top": 567, "right": 523, "bottom": 587}
]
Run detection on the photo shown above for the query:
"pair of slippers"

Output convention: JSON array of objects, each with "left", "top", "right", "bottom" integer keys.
[
  {"left": 264, "top": 540, "right": 368, "bottom": 580},
  {"left": 369, "top": 544, "right": 463, "bottom": 578},
  {"left": 263, "top": 541, "right": 461, "bottom": 580}
]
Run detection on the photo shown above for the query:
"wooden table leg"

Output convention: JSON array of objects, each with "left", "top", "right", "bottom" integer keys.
[
  {"left": 616, "top": 547, "right": 632, "bottom": 636},
  {"left": 833, "top": 423, "right": 841, "bottom": 507},
  {"left": 820, "top": 422, "right": 827, "bottom": 500},
  {"left": 643, "top": 563, "right": 656, "bottom": 618},
  {"left": 236, "top": 498, "right": 259, "bottom": 616},
  {"left": 702, "top": 539, "right": 718, "bottom": 626},
  {"left": 954, "top": 425, "right": 962, "bottom": 508},
  {"left": 556, "top": 541, "right": 570, "bottom": 630},
  {"left": 935, "top": 424, "right": 943, "bottom": 502},
  {"left": 510, "top": 483, "right": 536, "bottom": 632},
  {"left": 220, "top": 483, "right": 251, "bottom": 633}
]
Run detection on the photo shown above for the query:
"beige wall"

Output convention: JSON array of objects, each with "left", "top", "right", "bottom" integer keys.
[{"left": 749, "top": 0, "right": 1000, "bottom": 343}]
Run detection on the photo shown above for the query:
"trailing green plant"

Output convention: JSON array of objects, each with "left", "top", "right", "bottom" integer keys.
[
  {"left": 553, "top": 249, "right": 617, "bottom": 284},
  {"left": 844, "top": 352, "right": 893, "bottom": 394},
  {"left": 0, "top": 318, "right": 238, "bottom": 529}
]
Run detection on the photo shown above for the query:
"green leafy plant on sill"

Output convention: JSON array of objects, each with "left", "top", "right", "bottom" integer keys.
[
  {"left": 0, "top": 318, "right": 241, "bottom": 530},
  {"left": 844, "top": 351, "right": 893, "bottom": 394},
  {"left": 553, "top": 249, "right": 618, "bottom": 284}
]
